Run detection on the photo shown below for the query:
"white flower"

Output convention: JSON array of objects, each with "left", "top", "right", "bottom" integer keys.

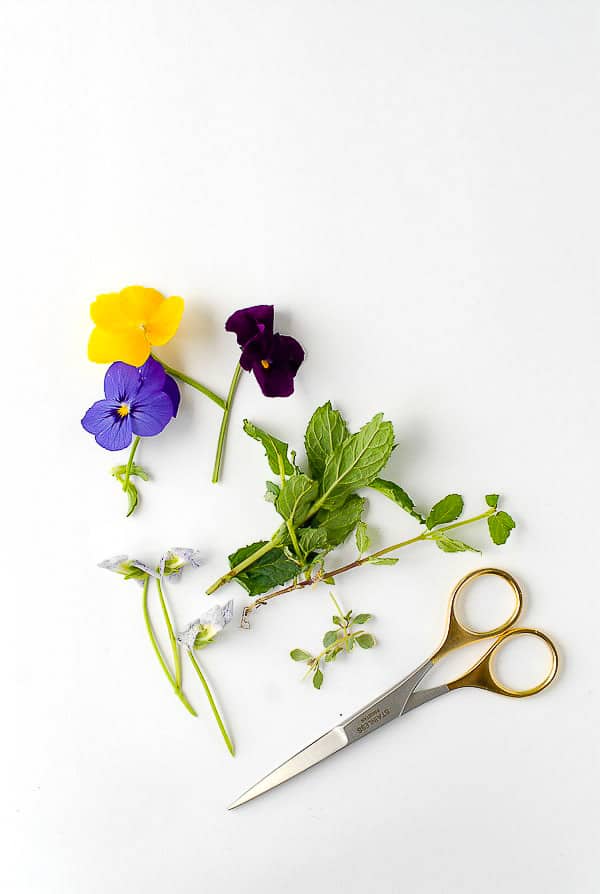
[
  {"left": 99, "top": 556, "right": 155, "bottom": 584},
  {"left": 177, "top": 600, "right": 234, "bottom": 650},
  {"left": 159, "top": 548, "right": 202, "bottom": 581}
]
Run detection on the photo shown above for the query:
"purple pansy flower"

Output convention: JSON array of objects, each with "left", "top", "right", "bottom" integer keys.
[
  {"left": 225, "top": 305, "right": 304, "bottom": 398},
  {"left": 82, "top": 357, "right": 180, "bottom": 451}
]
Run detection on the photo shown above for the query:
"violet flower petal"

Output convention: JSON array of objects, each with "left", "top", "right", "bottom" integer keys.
[
  {"left": 137, "top": 356, "right": 167, "bottom": 395},
  {"left": 251, "top": 333, "right": 304, "bottom": 397},
  {"left": 103, "top": 362, "right": 142, "bottom": 402},
  {"left": 130, "top": 391, "right": 174, "bottom": 437},
  {"left": 162, "top": 373, "right": 181, "bottom": 417},
  {"left": 225, "top": 305, "right": 274, "bottom": 347},
  {"left": 95, "top": 414, "right": 133, "bottom": 451}
]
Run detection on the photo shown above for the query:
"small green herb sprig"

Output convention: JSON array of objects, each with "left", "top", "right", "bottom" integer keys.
[
  {"left": 205, "top": 402, "right": 516, "bottom": 624},
  {"left": 291, "top": 594, "right": 376, "bottom": 689}
]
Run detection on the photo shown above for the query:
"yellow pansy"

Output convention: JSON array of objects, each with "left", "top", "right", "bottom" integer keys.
[{"left": 88, "top": 286, "right": 184, "bottom": 366}]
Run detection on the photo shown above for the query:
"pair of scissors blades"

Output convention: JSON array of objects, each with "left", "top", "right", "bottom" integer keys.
[{"left": 229, "top": 568, "right": 558, "bottom": 809}]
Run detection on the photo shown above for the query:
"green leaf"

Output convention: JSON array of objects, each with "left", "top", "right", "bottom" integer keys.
[
  {"left": 323, "top": 576, "right": 335, "bottom": 585},
  {"left": 369, "top": 478, "right": 426, "bottom": 524},
  {"left": 488, "top": 511, "right": 516, "bottom": 545},
  {"left": 243, "top": 419, "right": 294, "bottom": 476},
  {"left": 355, "top": 520, "right": 370, "bottom": 554},
  {"left": 353, "top": 613, "right": 373, "bottom": 624},
  {"left": 322, "top": 630, "right": 339, "bottom": 648},
  {"left": 431, "top": 533, "right": 480, "bottom": 553},
  {"left": 426, "top": 494, "right": 464, "bottom": 529},
  {"left": 315, "top": 495, "right": 365, "bottom": 547},
  {"left": 324, "top": 647, "right": 341, "bottom": 663},
  {"left": 275, "top": 474, "right": 319, "bottom": 526},
  {"left": 264, "top": 481, "right": 280, "bottom": 503},
  {"left": 319, "top": 413, "right": 395, "bottom": 509},
  {"left": 485, "top": 494, "right": 499, "bottom": 509},
  {"left": 290, "top": 648, "right": 312, "bottom": 662},
  {"left": 304, "top": 401, "right": 350, "bottom": 481},
  {"left": 298, "top": 527, "right": 328, "bottom": 554},
  {"left": 368, "top": 557, "right": 398, "bottom": 565},
  {"left": 125, "top": 482, "right": 138, "bottom": 517},
  {"left": 356, "top": 633, "right": 375, "bottom": 649},
  {"left": 228, "top": 542, "right": 299, "bottom": 596},
  {"left": 332, "top": 615, "right": 344, "bottom": 627},
  {"left": 313, "top": 667, "right": 324, "bottom": 689}
]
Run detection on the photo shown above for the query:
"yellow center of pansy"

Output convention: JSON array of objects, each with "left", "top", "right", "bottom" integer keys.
[
  {"left": 261, "top": 359, "right": 270, "bottom": 369},
  {"left": 117, "top": 403, "right": 130, "bottom": 417}
]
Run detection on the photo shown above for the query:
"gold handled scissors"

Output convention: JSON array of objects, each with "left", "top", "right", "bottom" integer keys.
[{"left": 229, "top": 568, "right": 558, "bottom": 809}]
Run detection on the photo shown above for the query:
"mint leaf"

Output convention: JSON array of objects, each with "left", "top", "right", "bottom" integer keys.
[
  {"left": 488, "top": 511, "right": 516, "bottom": 545},
  {"left": 228, "top": 542, "right": 299, "bottom": 596},
  {"left": 290, "top": 648, "right": 312, "bottom": 662},
  {"left": 313, "top": 667, "right": 324, "bottom": 689},
  {"left": 298, "top": 527, "right": 328, "bottom": 554},
  {"left": 356, "top": 633, "right": 375, "bottom": 649},
  {"left": 485, "top": 494, "right": 499, "bottom": 509},
  {"left": 426, "top": 494, "right": 464, "bottom": 529},
  {"left": 369, "top": 478, "right": 426, "bottom": 524},
  {"left": 353, "top": 613, "right": 373, "bottom": 624},
  {"left": 324, "top": 647, "right": 341, "bottom": 663},
  {"left": 304, "top": 401, "right": 350, "bottom": 480},
  {"left": 243, "top": 419, "right": 294, "bottom": 476},
  {"left": 355, "top": 521, "right": 370, "bottom": 554},
  {"left": 431, "top": 533, "right": 480, "bottom": 553},
  {"left": 322, "top": 630, "right": 338, "bottom": 648},
  {"left": 319, "top": 413, "right": 395, "bottom": 509},
  {"left": 276, "top": 474, "right": 318, "bottom": 526},
  {"left": 368, "top": 556, "right": 398, "bottom": 565},
  {"left": 315, "top": 495, "right": 365, "bottom": 547},
  {"left": 264, "top": 481, "right": 280, "bottom": 503}
]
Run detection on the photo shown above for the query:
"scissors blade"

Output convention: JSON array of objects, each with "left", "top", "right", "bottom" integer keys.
[
  {"left": 229, "top": 659, "right": 433, "bottom": 809},
  {"left": 401, "top": 684, "right": 450, "bottom": 715},
  {"left": 228, "top": 726, "right": 348, "bottom": 809}
]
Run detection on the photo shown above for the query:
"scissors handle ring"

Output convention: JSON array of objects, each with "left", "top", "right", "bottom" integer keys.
[
  {"left": 434, "top": 567, "right": 524, "bottom": 661},
  {"left": 448, "top": 627, "right": 559, "bottom": 698}
]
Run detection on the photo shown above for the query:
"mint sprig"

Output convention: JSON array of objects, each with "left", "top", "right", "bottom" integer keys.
[
  {"left": 290, "top": 594, "right": 376, "bottom": 690},
  {"left": 206, "top": 402, "right": 517, "bottom": 624}
]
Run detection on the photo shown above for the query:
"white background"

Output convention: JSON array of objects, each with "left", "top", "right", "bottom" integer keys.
[{"left": 2, "top": 2, "right": 599, "bottom": 892}]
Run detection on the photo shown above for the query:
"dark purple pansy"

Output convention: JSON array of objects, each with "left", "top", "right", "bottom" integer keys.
[
  {"left": 82, "top": 357, "right": 180, "bottom": 451},
  {"left": 225, "top": 304, "right": 304, "bottom": 398}
]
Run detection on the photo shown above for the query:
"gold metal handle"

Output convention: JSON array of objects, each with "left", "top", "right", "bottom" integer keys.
[
  {"left": 433, "top": 567, "right": 524, "bottom": 662},
  {"left": 447, "top": 627, "right": 559, "bottom": 698}
]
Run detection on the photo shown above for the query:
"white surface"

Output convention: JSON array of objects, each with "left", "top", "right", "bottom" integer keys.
[{"left": 2, "top": 2, "right": 599, "bottom": 892}]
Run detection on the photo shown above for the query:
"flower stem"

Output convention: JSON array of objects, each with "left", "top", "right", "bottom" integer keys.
[
  {"left": 122, "top": 436, "right": 141, "bottom": 493},
  {"left": 241, "top": 509, "right": 496, "bottom": 623},
  {"left": 142, "top": 577, "right": 197, "bottom": 716},
  {"left": 153, "top": 355, "right": 227, "bottom": 410},
  {"left": 156, "top": 577, "right": 182, "bottom": 688},
  {"left": 187, "top": 650, "right": 235, "bottom": 755},
  {"left": 211, "top": 362, "right": 243, "bottom": 484}
]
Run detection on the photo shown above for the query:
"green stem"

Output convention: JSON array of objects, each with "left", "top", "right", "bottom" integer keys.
[
  {"left": 156, "top": 577, "right": 182, "bottom": 688},
  {"left": 206, "top": 534, "right": 281, "bottom": 595},
  {"left": 211, "top": 362, "right": 243, "bottom": 484},
  {"left": 242, "top": 509, "right": 496, "bottom": 620},
  {"left": 187, "top": 650, "right": 235, "bottom": 755},
  {"left": 142, "top": 577, "right": 197, "bottom": 716},
  {"left": 122, "top": 436, "right": 141, "bottom": 493},
  {"left": 153, "top": 354, "right": 226, "bottom": 410}
]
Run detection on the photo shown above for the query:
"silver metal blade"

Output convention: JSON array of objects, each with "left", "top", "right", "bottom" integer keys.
[
  {"left": 228, "top": 726, "right": 348, "bottom": 809},
  {"left": 229, "top": 658, "right": 435, "bottom": 810},
  {"left": 402, "top": 684, "right": 449, "bottom": 714}
]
